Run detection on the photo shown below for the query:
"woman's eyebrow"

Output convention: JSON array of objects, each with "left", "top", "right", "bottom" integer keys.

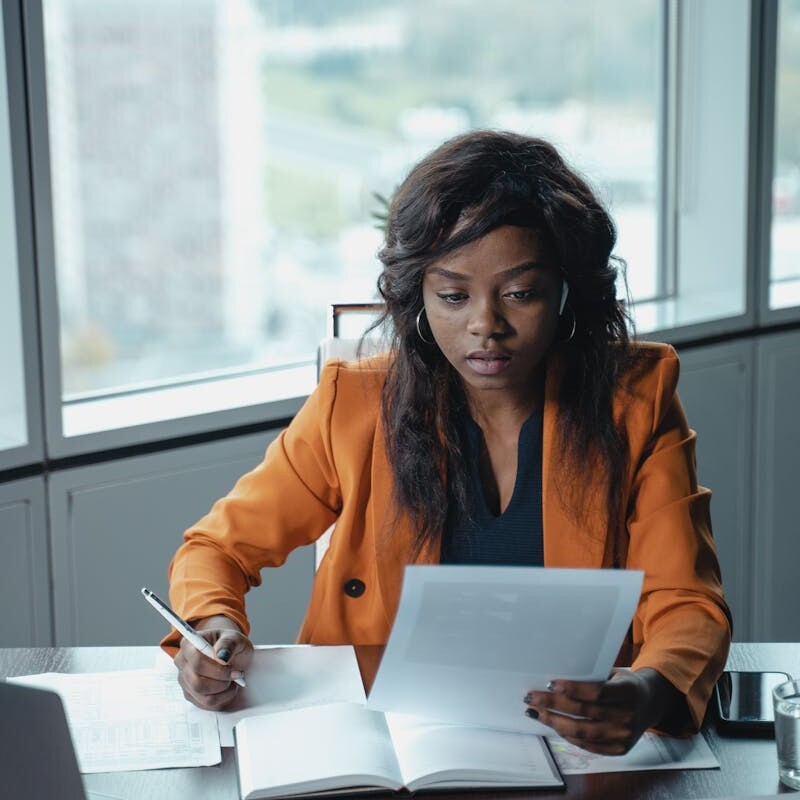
[
  {"left": 497, "top": 261, "right": 546, "bottom": 280},
  {"left": 427, "top": 261, "right": 545, "bottom": 281}
]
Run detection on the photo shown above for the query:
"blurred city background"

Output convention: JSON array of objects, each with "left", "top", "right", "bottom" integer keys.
[{"left": 41, "top": 0, "right": 799, "bottom": 397}]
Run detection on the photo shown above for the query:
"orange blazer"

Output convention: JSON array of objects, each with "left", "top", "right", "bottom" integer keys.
[{"left": 166, "top": 342, "right": 731, "bottom": 728}]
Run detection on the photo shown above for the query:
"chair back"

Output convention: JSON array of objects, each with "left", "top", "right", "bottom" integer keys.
[{"left": 314, "top": 302, "right": 385, "bottom": 569}]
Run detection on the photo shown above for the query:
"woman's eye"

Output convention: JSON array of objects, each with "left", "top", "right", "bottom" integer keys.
[
  {"left": 438, "top": 293, "right": 467, "bottom": 305},
  {"left": 506, "top": 288, "right": 538, "bottom": 301}
]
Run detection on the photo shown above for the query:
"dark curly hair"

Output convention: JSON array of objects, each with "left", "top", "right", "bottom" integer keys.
[{"left": 372, "top": 130, "right": 635, "bottom": 554}]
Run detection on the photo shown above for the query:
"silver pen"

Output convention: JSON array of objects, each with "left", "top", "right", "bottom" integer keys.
[{"left": 141, "top": 587, "right": 246, "bottom": 688}]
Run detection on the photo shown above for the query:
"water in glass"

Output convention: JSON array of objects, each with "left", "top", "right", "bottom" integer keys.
[{"left": 775, "top": 688, "right": 800, "bottom": 790}]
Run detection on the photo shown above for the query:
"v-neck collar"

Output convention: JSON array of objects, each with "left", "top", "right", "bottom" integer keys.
[{"left": 466, "top": 407, "right": 542, "bottom": 519}]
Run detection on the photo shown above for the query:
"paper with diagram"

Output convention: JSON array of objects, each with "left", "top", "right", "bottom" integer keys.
[{"left": 8, "top": 669, "right": 220, "bottom": 772}]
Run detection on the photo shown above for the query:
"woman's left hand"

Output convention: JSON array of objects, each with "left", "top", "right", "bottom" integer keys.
[{"left": 523, "top": 668, "right": 682, "bottom": 755}]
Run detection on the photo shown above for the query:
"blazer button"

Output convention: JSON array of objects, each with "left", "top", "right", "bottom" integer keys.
[{"left": 343, "top": 578, "right": 366, "bottom": 598}]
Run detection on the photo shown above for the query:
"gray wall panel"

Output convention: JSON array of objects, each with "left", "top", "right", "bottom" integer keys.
[
  {"left": 0, "top": 477, "right": 51, "bottom": 645},
  {"left": 676, "top": 341, "right": 754, "bottom": 639},
  {"left": 753, "top": 330, "right": 800, "bottom": 640},
  {"left": 48, "top": 431, "right": 315, "bottom": 646}
]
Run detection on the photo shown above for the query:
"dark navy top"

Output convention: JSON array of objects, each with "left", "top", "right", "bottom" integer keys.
[{"left": 440, "top": 406, "right": 544, "bottom": 566}]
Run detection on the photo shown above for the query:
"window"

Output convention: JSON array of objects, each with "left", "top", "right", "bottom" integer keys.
[
  {"left": 633, "top": 0, "right": 751, "bottom": 335},
  {"left": 771, "top": 0, "right": 800, "bottom": 310},
  {"left": 14, "top": 0, "right": 774, "bottom": 450},
  {"left": 41, "top": 0, "right": 662, "bottom": 415}
]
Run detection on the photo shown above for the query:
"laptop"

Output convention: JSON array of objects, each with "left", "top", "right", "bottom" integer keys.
[{"left": 0, "top": 680, "right": 120, "bottom": 800}]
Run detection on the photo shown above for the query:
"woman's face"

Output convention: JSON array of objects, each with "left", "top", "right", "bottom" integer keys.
[{"left": 421, "top": 225, "right": 563, "bottom": 407}]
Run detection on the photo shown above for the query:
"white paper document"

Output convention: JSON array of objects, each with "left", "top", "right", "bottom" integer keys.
[
  {"left": 210, "top": 645, "right": 367, "bottom": 746},
  {"left": 548, "top": 730, "right": 719, "bottom": 774},
  {"left": 9, "top": 646, "right": 366, "bottom": 773},
  {"left": 8, "top": 669, "right": 220, "bottom": 773},
  {"left": 367, "top": 565, "right": 643, "bottom": 733}
]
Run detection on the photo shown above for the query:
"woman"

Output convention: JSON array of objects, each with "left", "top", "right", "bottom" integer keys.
[{"left": 164, "top": 130, "right": 731, "bottom": 755}]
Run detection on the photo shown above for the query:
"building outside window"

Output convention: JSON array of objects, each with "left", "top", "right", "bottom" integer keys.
[{"left": 41, "top": 0, "right": 662, "bottom": 403}]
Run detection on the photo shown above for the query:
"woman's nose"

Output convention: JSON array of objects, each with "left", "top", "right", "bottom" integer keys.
[{"left": 467, "top": 299, "right": 507, "bottom": 337}]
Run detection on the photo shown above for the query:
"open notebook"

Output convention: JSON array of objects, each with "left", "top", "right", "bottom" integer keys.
[
  {"left": 234, "top": 701, "right": 564, "bottom": 799},
  {"left": 0, "top": 681, "right": 120, "bottom": 800}
]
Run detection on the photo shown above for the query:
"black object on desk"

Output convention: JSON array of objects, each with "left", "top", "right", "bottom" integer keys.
[{"left": 715, "top": 669, "right": 792, "bottom": 736}]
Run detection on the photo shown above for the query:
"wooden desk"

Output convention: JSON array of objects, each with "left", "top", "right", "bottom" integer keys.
[{"left": 1, "top": 643, "right": 797, "bottom": 800}]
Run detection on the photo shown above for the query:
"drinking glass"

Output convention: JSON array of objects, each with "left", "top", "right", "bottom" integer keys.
[{"left": 773, "top": 678, "right": 800, "bottom": 790}]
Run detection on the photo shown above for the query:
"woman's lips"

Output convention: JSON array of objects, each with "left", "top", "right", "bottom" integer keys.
[{"left": 466, "top": 353, "right": 511, "bottom": 375}]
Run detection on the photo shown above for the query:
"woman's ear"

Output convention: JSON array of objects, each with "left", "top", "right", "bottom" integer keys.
[{"left": 559, "top": 280, "right": 569, "bottom": 315}]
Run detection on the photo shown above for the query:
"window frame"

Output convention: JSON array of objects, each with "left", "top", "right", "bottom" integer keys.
[
  {"left": 637, "top": 0, "right": 755, "bottom": 346},
  {"left": 5, "top": 0, "right": 799, "bottom": 463},
  {"left": 753, "top": 0, "right": 779, "bottom": 326},
  {"left": 0, "top": 0, "right": 44, "bottom": 472},
  {"left": 18, "top": 0, "right": 315, "bottom": 459}
]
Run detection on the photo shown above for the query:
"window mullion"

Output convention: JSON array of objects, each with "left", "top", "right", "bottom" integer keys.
[{"left": 658, "top": 0, "right": 679, "bottom": 301}]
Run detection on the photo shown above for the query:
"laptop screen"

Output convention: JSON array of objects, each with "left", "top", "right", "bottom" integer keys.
[{"left": 0, "top": 680, "right": 87, "bottom": 799}]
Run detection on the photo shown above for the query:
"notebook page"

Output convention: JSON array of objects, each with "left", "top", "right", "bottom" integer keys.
[
  {"left": 235, "top": 702, "right": 403, "bottom": 798},
  {"left": 385, "top": 712, "right": 562, "bottom": 790}
]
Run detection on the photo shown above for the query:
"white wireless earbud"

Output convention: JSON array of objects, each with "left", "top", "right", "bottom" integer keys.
[{"left": 559, "top": 280, "right": 569, "bottom": 316}]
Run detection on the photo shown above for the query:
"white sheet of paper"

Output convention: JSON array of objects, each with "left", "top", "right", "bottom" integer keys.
[
  {"left": 367, "top": 565, "right": 643, "bottom": 733},
  {"left": 155, "top": 644, "right": 367, "bottom": 746},
  {"left": 8, "top": 670, "right": 220, "bottom": 773},
  {"left": 548, "top": 730, "right": 719, "bottom": 774},
  {"left": 210, "top": 645, "right": 367, "bottom": 746}
]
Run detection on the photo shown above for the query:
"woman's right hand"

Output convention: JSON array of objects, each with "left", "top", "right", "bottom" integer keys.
[{"left": 173, "top": 614, "right": 254, "bottom": 710}]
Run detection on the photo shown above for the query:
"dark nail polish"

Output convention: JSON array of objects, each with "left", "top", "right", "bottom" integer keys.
[
  {"left": 523, "top": 693, "right": 533, "bottom": 704},
  {"left": 525, "top": 708, "right": 539, "bottom": 720},
  {"left": 216, "top": 647, "right": 231, "bottom": 662}
]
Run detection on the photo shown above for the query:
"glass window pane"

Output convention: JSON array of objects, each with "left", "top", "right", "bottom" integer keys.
[
  {"left": 42, "top": 0, "right": 661, "bottom": 399},
  {"left": 771, "top": 0, "right": 800, "bottom": 310},
  {"left": 0, "top": 8, "right": 28, "bottom": 452}
]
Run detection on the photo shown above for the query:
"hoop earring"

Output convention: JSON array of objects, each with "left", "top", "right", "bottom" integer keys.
[
  {"left": 415, "top": 308, "right": 434, "bottom": 345},
  {"left": 560, "top": 305, "right": 577, "bottom": 343}
]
